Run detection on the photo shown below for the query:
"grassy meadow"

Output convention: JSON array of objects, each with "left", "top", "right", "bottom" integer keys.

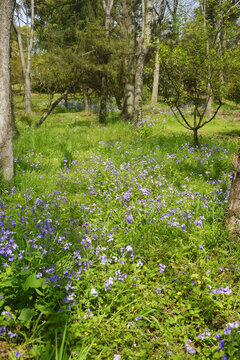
[{"left": 0, "top": 93, "right": 240, "bottom": 359}]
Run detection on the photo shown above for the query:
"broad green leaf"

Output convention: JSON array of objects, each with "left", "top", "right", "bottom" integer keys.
[
  {"left": 22, "top": 273, "right": 45, "bottom": 291},
  {"left": 18, "top": 308, "right": 35, "bottom": 322}
]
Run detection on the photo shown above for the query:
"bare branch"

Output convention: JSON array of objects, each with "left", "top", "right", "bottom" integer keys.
[
  {"left": 36, "top": 89, "right": 70, "bottom": 127},
  {"left": 175, "top": 103, "right": 193, "bottom": 129},
  {"left": 198, "top": 102, "right": 222, "bottom": 129},
  {"left": 169, "top": 105, "right": 192, "bottom": 130}
]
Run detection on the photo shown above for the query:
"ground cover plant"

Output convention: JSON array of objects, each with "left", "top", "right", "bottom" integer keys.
[{"left": 0, "top": 95, "right": 240, "bottom": 359}]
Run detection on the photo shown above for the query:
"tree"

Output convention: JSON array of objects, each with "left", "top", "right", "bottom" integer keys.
[
  {"left": 133, "top": 0, "right": 154, "bottom": 124},
  {"left": 13, "top": 0, "right": 34, "bottom": 114},
  {"left": 0, "top": 0, "right": 15, "bottom": 180},
  {"left": 99, "top": 0, "right": 114, "bottom": 124},
  {"left": 159, "top": 18, "right": 222, "bottom": 147},
  {"left": 151, "top": 0, "right": 166, "bottom": 105},
  {"left": 32, "top": 0, "right": 128, "bottom": 125},
  {"left": 122, "top": 0, "right": 138, "bottom": 121}
]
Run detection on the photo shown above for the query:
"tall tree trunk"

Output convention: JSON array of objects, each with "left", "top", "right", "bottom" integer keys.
[
  {"left": 133, "top": 46, "right": 145, "bottom": 125},
  {"left": 151, "top": 38, "right": 160, "bottom": 105},
  {"left": 123, "top": 82, "right": 135, "bottom": 120},
  {"left": 133, "top": 0, "right": 154, "bottom": 125},
  {"left": 100, "top": 0, "right": 114, "bottom": 124},
  {"left": 151, "top": 0, "right": 166, "bottom": 106},
  {"left": 226, "top": 150, "right": 240, "bottom": 231},
  {"left": 0, "top": 0, "right": 15, "bottom": 181},
  {"left": 122, "top": 0, "right": 137, "bottom": 121},
  {"left": 25, "top": 70, "right": 32, "bottom": 114},
  {"left": 13, "top": 0, "right": 34, "bottom": 115}
]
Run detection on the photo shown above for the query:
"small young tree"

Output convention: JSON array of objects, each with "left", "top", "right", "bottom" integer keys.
[{"left": 159, "top": 19, "right": 223, "bottom": 148}]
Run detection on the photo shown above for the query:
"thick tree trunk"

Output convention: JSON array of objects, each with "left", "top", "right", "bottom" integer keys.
[
  {"left": 36, "top": 89, "right": 69, "bottom": 127},
  {"left": 226, "top": 150, "right": 240, "bottom": 231},
  {"left": 151, "top": 38, "right": 160, "bottom": 105},
  {"left": 0, "top": 0, "right": 15, "bottom": 180},
  {"left": 133, "top": 47, "right": 145, "bottom": 125},
  {"left": 123, "top": 83, "right": 134, "bottom": 120}
]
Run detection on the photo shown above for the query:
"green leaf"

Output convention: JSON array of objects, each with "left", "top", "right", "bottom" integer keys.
[
  {"left": 5, "top": 266, "right": 12, "bottom": 275},
  {"left": 35, "top": 288, "right": 44, "bottom": 296},
  {"left": 18, "top": 308, "right": 35, "bottom": 322},
  {"left": 22, "top": 273, "right": 46, "bottom": 291},
  {"left": 0, "top": 279, "right": 15, "bottom": 287}
]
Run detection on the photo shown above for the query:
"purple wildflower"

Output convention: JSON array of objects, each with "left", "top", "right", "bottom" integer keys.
[
  {"left": 186, "top": 339, "right": 196, "bottom": 354},
  {"left": 219, "top": 340, "right": 225, "bottom": 350}
]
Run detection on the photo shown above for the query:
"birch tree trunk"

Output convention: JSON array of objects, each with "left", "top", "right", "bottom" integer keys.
[
  {"left": 0, "top": 0, "right": 15, "bottom": 180},
  {"left": 151, "top": 38, "right": 160, "bottom": 105},
  {"left": 99, "top": 0, "right": 114, "bottom": 124},
  {"left": 133, "top": 0, "right": 154, "bottom": 125},
  {"left": 13, "top": 0, "right": 34, "bottom": 115}
]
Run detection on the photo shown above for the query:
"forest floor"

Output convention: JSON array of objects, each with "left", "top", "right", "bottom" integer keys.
[{"left": 1, "top": 94, "right": 240, "bottom": 359}]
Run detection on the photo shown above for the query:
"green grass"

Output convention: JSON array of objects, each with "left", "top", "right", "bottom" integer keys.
[{"left": 0, "top": 94, "right": 240, "bottom": 359}]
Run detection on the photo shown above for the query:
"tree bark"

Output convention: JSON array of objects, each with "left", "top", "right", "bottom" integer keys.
[
  {"left": 122, "top": 0, "right": 137, "bottom": 121},
  {"left": 82, "top": 87, "right": 89, "bottom": 113},
  {"left": 151, "top": 38, "right": 160, "bottom": 105},
  {"left": 13, "top": 0, "right": 34, "bottom": 114},
  {"left": 100, "top": 0, "right": 114, "bottom": 124},
  {"left": 133, "top": 45, "right": 145, "bottom": 125},
  {"left": 133, "top": 0, "right": 154, "bottom": 125},
  {"left": 11, "top": 94, "right": 19, "bottom": 138},
  {"left": 0, "top": 0, "right": 15, "bottom": 180},
  {"left": 193, "top": 128, "right": 199, "bottom": 148},
  {"left": 36, "top": 89, "right": 69, "bottom": 127},
  {"left": 226, "top": 150, "right": 240, "bottom": 231}
]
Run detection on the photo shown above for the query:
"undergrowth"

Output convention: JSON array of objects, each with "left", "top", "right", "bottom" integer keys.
[{"left": 0, "top": 98, "right": 240, "bottom": 359}]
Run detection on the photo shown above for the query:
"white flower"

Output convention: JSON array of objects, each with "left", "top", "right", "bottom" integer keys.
[{"left": 91, "top": 288, "right": 98, "bottom": 297}]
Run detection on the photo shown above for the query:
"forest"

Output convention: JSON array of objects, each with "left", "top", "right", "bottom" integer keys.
[{"left": 0, "top": 0, "right": 240, "bottom": 359}]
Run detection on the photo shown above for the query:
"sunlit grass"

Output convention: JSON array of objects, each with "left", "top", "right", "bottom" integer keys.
[{"left": 1, "top": 94, "right": 239, "bottom": 359}]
